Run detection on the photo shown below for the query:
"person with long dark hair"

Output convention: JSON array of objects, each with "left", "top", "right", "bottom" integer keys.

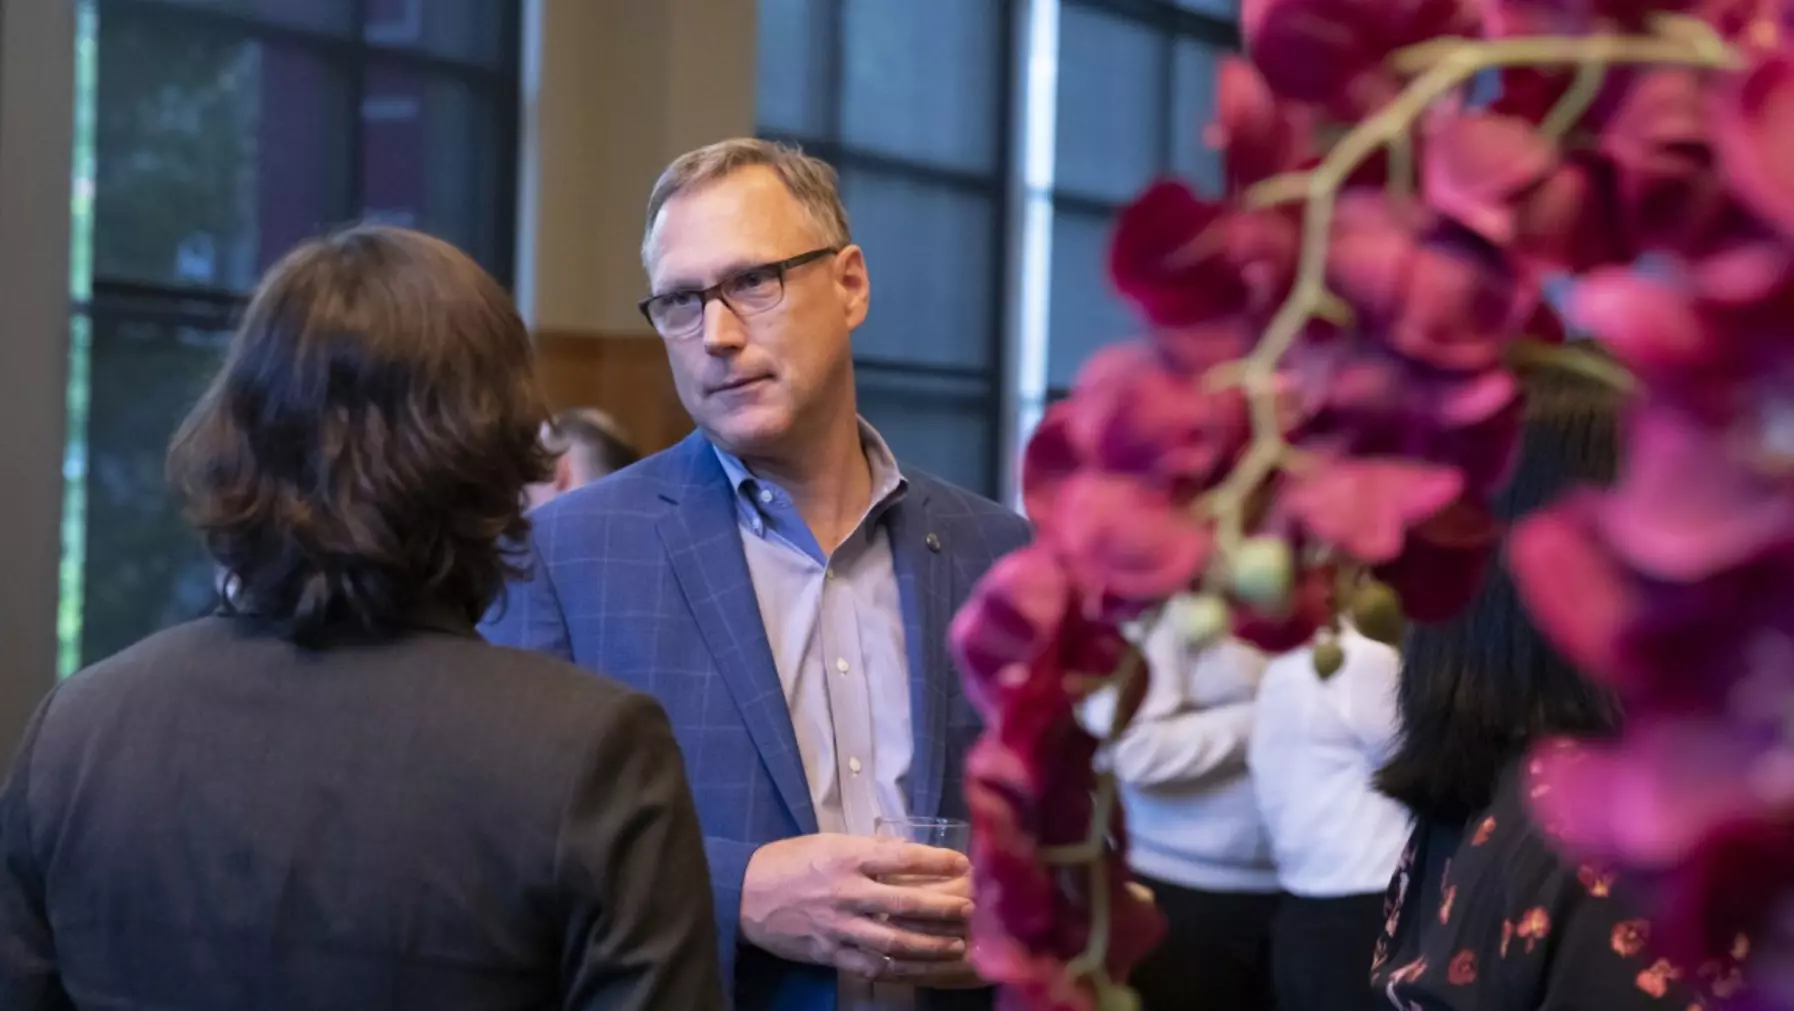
[
  {"left": 0, "top": 225, "right": 726, "bottom": 1011},
  {"left": 1371, "top": 360, "right": 1743, "bottom": 1009}
]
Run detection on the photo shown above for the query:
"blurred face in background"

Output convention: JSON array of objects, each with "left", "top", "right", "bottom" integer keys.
[
  {"left": 522, "top": 410, "right": 641, "bottom": 509},
  {"left": 643, "top": 166, "right": 869, "bottom": 462}
]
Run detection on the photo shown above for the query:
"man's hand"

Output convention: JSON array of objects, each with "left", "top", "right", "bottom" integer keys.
[{"left": 740, "top": 835, "right": 986, "bottom": 988}]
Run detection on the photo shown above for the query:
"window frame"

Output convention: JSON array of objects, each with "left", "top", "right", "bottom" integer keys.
[
  {"left": 61, "top": 0, "right": 524, "bottom": 669},
  {"left": 757, "top": 0, "right": 1022, "bottom": 498},
  {"left": 1042, "top": 0, "right": 1239, "bottom": 402}
]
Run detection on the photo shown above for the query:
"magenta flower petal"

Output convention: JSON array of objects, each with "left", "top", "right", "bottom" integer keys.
[
  {"left": 1244, "top": 0, "right": 1479, "bottom": 116},
  {"left": 1602, "top": 404, "right": 1794, "bottom": 581},
  {"left": 1053, "top": 474, "right": 1213, "bottom": 610},
  {"left": 1653, "top": 816, "right": 1794, "bottom": 975},
  {"left": 1569, "top": 268, "right": 1714, "bottom": 382},
  {"left": 1108, "top": 180, "right": 1240, "bottom": 328},
  {"left": 1376, "top": 498, "right": 1500, "bottom": 622},
  {"left": 1284, "top": 457, "right": 1466, "bottom": 564},
  {"left": 1231, "top": 562, "right": 1335, "bottom": 653},
  {"left": 1604, "top": 67, "right": 1732, "bottom": 253},
  {"left": 1211, "top": 56, "right": 1314, "bottom": 192},
  {"left": 1714, "top": 50, "right": 1794, "bottom": 241},
  {"left": 1067, "top": 342, "right": 1250, "bottom": 493},
  {"left": 1423, "top": 111, "right": 1558, "bottom": 247},
  {"left": 1528, "top": 723, "right": 1773, "bottom": 867},
  {"left": 1507, "top": 494, "right": 1636, "bottom": 681},
  {"left": 1020, "top": 402, "right": 1084, "bottom": 533},
  {"left": 950, "top": 545, "right": 1074, "bottom": 700}
]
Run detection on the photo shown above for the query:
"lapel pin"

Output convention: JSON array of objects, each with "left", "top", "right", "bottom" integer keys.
[{"left": 925, "top": 532, "right": 942, "bottom": 552}]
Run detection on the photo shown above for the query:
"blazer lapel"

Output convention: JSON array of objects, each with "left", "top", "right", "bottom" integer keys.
[
  {"left": 888, "top": 485, "right": 954, "bottom": 821},
  {"left": 657, "top": 435, "right": 819, "bottom": 835}
]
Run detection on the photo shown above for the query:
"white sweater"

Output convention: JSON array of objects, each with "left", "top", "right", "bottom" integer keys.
[
  {"left": 1247, "top": 627, "right": 1411, "bottom": 897},
  {"left": 1081, "top": 624, "right": 1279, "bottom": 894}
]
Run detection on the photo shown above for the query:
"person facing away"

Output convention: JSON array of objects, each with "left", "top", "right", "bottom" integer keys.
[
  {"left": 525, "top": 407, "right": 644, "bottom": 509},
  {"left": 1248, "top": 625, "right": 1408, "bottom": 1011},
  {"left": 0, "top": 225, "right": 726, "bottom": 1011},
  {"left": 1082, "top": 627, "right": 1280, "bottom": 1011},
  {"left": 481, "top": 138, "right": 1032, "bottom": 1011},
  {"left": 1372, "top": 360, "right": 1746, "bottom": 1010}
]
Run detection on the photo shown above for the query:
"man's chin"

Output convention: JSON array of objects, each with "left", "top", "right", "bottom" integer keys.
[{"left": 702, "top": 412, "right": 795, "bottom": 458}]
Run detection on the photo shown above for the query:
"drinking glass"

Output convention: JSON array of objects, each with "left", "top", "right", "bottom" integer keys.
[{"left": 874, "top": 815, "right": 970, "bottom": 852}]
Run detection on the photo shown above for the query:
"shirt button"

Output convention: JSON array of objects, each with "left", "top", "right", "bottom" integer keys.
[
  {"left": 825, "top": 568, "right": 836, "bottom": 581},
  {"left": 849, "top": 758, "right": 863, "bottom": 775},
  {"left": 835, "top": 657, "right": 849, "bottom": 674}
]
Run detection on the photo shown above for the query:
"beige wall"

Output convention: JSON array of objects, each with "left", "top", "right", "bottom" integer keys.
[
  {"left": 517, "top": 0, "right": 757, "bottom": 453},
  {"left": 518, "top": 0, "right": 757, "bottom": 334},
  {"left": 0, "top": 0, "right": 74, "bottom": 751}
]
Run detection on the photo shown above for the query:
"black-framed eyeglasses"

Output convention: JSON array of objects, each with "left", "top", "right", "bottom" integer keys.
[{"left": 638, "top": 247, "right": 840, "bottom": 339}]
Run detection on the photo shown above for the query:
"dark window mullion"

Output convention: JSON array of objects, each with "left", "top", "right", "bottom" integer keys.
[
  {"left": 1060, "top": 0, "right": 1240, "bottom": 44},
  {"left": 98, "top": 0, "right": 515, "bottom": 83},
  {"left": 345, "top": 0, "right": 369, "bottom": 225},
  {"left": 759, "top": 132, "right": 1002, "bottom": 197}
]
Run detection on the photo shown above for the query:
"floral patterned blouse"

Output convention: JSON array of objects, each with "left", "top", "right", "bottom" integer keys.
[{"left": 1370, "top": 758, "right": 1749, "bottom": 1010}]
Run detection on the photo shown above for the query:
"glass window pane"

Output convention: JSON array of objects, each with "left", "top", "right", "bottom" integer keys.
[
  {"left": 757, "top": 0, "right": 832, "bottom": 138},
  {"left": 361, "top": 64, "right": 505, "bottom": 274},
  {"left": 1047, "top": 206, "right": 1137, "bottom": 389},
  {"left": 1054, "top": 7, "right": 1167, "bottom": 203},
  {"left": 857, "top": 369, "right": 995, "bottom": 496},
  {"left": 76, "top": 312, "right": 228, "bottom": 665},
  {"left": 93, "top": 8, "right": 352, "bottom": 293},
  {"left": 841, "top": 168, "right": 997, "bottom": 371},
  {"left": 1175, "top": 0, "right": 1238, "bottom": 15},
  {"left": 841, "top": 0, "right": 1001, "bottom": 173},
  {"left": 1171, "top": 39, "right": 1225, "bottom": 196},
  {"left": 365, "top": 0, "right": 513, "bottom": 67},
  {"left": 155, "top": 0, "right": 356, "bottom": 33}
]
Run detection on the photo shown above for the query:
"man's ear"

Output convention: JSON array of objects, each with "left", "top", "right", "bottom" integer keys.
[
  {"left": 837, "top": 244, "right": 870, "bottom": 329},
  {"left": 553, "top": 453, "right": 576, "bottom": 492}
]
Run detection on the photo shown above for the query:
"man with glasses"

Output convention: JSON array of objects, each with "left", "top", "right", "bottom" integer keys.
[{"left": 484, "top": 139, "right": 1029, "bottom": 1011}]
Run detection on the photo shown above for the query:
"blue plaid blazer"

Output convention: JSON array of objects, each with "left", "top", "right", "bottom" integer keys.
[{"left": 482, "top": 430, "right": 1031, "bottom": 1011}]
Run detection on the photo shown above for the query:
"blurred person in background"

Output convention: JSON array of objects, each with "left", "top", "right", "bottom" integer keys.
[
  {"left": 1248, "top": 626, "right": 1408, "bottom": 1011},
  {"left": 484, "top": 138, "right": 1031, "bottom": 1011},
  {"left": 1083, "top": 627, "right": 1278, "bottom": 1011},
  {"left": 525, "top": 406, "right": 643, "bottom": 509},
  {"left": 1372, "top": 361, "right": 1744, "bottom": 1009},
  {"left": 0, "top": 225, "right": 724, "bottom": 1011}
]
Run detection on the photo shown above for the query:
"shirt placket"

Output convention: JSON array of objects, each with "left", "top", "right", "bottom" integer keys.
[{"left": 820, "top": 543, "right": 881, "bottom": 838}]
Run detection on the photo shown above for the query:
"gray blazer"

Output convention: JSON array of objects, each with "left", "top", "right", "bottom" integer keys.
[{"left": 0, "top": 612, "right": 725, "bottom": 1011}]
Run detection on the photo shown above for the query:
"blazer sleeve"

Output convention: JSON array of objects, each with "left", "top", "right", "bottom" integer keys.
[
  {"left": 702, "top": 836, "right": 756, "bottom": 987},
  {"left": 557, "top": 691, "right": 726, "bottom": 1011},
  {"left": 482, "top": 531, "right": 575, "bottom": 662},
  {"left": 0, "top": 690, "right": 74, "bottom": 1011}
]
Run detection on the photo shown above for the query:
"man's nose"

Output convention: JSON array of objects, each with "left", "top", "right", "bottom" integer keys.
[{"left": 700, "top": 297, "right": 748, "bottom": 355}]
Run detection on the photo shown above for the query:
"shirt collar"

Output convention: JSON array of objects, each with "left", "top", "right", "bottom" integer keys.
[{"left": 710, "top": 418, "right": 908, "bottom": 521}]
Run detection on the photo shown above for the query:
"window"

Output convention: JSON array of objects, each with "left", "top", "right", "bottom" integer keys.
[
  {"left": 757, "top": 0, "right": 1016, "bottom": 497},
  {"left": 1041, "top": 0, "right": 1236, "bottom": 398},
  {"left": 59, "top": 0, "right": 521, "bottom": 670}
]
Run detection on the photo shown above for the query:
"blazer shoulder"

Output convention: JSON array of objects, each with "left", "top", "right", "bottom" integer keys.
[
  {"left": 907, "top": 469, "right": 1032, "bottom": 545},
  {"left": 528, "top": 443, "right": 695, "bottom": 539}
]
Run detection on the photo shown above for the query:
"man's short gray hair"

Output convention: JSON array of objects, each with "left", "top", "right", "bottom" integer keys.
[{"left": 641, "top": 138, "right": 853, "bottom": 267}]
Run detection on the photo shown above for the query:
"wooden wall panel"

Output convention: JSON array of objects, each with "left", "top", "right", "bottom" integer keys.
[{"left": 533, "top": 330, "right": 693, "bottom": 454}]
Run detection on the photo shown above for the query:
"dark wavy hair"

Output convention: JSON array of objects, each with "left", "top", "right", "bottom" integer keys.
[
  {"left": 1376, "top": 354, "right": 1626, "bottom": 825},
  {"left": 168, "top": 224, "right": 553, "bottom": 645}
]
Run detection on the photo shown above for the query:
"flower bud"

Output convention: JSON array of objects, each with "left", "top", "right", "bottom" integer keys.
[
  {"left": 1350, "top": 578, "right": 1407, "bottom": 646},
  {"left": 1229, "top": 536, "right": 1294, "bottom": 613},
  {"left": 1313, "top": 638, "right": 1346, "bottom": 680},
  {"left": 1168, "top": 592, "right": 1230, "bottom": 651},
  {"left": 1097, "top": 984, "right": 1142, "bottom": 1011}
]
